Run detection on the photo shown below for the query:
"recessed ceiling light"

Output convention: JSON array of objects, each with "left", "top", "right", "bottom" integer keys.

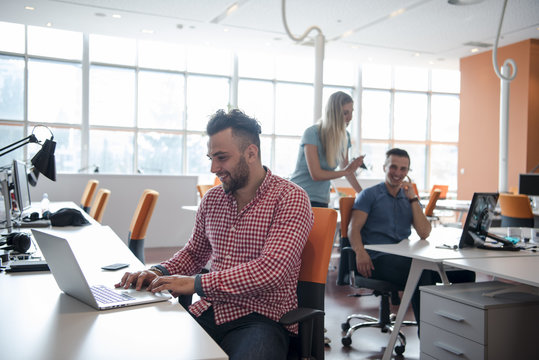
[
  {"left": 24, "top": 6, "right": 35, "bottom": 11},
  {"left": 46, "top": 22, "right": 52, "bottom": 27},
  {"left": 141, "top": 29, "right": 154, "bottom": 34},
  {"left": 428, "top": 60, "right": 435, "bottom": 65},
  {"left": 471, "top": 48, "right": 479, "bottom": 53},
  {"left": 112, "top": 14, "right": 122, "bottom": 19},
  {"left": 390, "top": 8, "right": 405, "bottom": 17},
  {"left": 226, "top": 3, "right": 239, "bottom": 16},
  {"left": 414, "top": 53, "right": 421, "bottom": 57},
  {"left": 223, "top": 28, "right": 230, "bottom": 32}
]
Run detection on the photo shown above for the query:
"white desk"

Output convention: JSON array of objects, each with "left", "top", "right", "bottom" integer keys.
[
  {"left": 365, "top": 226, "right": 539, "bottom": 360},
  {"left": 444, "top": 256, "right": 539, "bottom": 288},
  {"left": 0, "top": 224, "right": 228, "bottom": 360}
]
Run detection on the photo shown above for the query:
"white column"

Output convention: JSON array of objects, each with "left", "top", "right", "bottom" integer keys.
[
  {"left": 498, "top": 63, "right": 510, "bottom": 193},
  {"left": 313, "top": 33, "right": 325, "bottom": 122}
]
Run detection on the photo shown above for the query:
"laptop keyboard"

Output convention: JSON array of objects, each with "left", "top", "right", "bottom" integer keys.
[{"left": 91, "top": 285, "right": 136, "bottom": 304}]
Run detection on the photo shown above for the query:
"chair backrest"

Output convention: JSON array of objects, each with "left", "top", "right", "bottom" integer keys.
[
  {"left": 298, "top": 207, "right": 338, "bottom": 285},
  {"left": 424, "top": 189, "right": 442, "bottom": 217},
  {"left": 129, "top": 189, "right": 160, "bottom": 241},
  {"left": 430, "top": 184, "right": 448, "bottom": 199},
  {"left": 297, "top": 207, "right": 337, "bottom": 360},
  {"left": 339, "top": 197, "right": 355, "bottom": 239},
  {"left": 80, "top": 179, "right": 99, "bottom": 212},
  {"left": 498, "top": 193, "right": 533, "bottom": 219},
  {"left": 197, "top": 184, "right": 214, "bottom": 199},
  {"left": 336, "top": 187, "right": 356, "bottom": 198},
  {"left": 89, "top": 188, "right": 111, "bottom": 223}
]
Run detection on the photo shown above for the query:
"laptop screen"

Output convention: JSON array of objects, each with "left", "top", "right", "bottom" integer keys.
[{"left": 458, "top": 192, "right": 499, "bottom": 248}]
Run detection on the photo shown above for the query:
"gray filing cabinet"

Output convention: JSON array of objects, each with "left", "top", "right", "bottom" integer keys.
[{"left": 420, "top": 281, "right": 539, "bottom": 360}]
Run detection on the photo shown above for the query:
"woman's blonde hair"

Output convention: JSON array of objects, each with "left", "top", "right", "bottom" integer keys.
[{"left": 319, "top": 91, "right": 353, "bottom": 168}]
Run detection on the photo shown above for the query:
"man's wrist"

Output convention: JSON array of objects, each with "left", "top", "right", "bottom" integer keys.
[
  {"left": 408, "top": 197, "right": 419, "bottom": 204},
  {"left": 148, "top": 267, "right": 162, "bottom": 276}
]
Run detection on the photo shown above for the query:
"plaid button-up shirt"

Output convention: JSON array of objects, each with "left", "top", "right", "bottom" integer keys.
[{"left": 161, "top": 168, "right": 313, "bottom": 330}]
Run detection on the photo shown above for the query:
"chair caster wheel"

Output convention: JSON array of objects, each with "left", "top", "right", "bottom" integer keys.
[
  {"left": 390, "top": 313, "right": 397, "bottom": 322},
  {"left": 341, "top": 322, "right": 350, "bottom": 331},
  {"left": 395, "top": 345, "right": 405, "bottom": 355},
  {"left": 341, "top": 337, "right": 352, "bottom": 347}
]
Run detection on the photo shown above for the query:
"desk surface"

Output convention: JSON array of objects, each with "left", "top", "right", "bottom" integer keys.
[
  {"left": 364, "top": 226, "right": 539, "bottom": 262},
  {"left": 444, "top": 256, "right": 539, "bottom": 288},
  {"left": 0, "top": 224, "right": 227, "bottom": 360}
]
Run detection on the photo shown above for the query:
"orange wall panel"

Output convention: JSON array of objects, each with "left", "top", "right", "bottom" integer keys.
[{"left": 458, "top": 39, "right": 539, "bottom": 199}]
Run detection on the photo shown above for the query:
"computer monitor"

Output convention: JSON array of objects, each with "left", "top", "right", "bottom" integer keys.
[
  {"left": 519, "top": 173, "right": 539, "bottom": 196},
  {"left": 458, "top": 192, "right": 499, "bottom": 249},
  {"left": 12, "top": 160, "right": 31, "bottom": 213}
]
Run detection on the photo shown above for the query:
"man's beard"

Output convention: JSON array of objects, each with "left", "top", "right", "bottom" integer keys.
[{"left": 221, "top": 156, "right": 249, "bottom": 194}]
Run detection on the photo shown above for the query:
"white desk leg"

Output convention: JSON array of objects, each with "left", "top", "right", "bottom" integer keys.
[{"left": 382, "top": 259, "right": 426, "bottom": 360}]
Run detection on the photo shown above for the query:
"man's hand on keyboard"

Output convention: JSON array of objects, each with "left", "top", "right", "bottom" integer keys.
[
  {"left": 147, "top": 275, "right": 195, "bottom": 298},
  {"left": 115, "top": 270, "right": 158, "bottom": 291}
]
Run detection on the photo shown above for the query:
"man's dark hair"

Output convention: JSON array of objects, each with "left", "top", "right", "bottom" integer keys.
[
  {"left": 385, "top": 148, "right": 411, "bottom": 167},
  {"left": 206, "top": 109, "right": 262, "bottom": 156}
]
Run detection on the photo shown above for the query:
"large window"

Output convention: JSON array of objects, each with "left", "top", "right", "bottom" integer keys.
[
  {"left": 0, "top": 21, "right": 460, "bottom": 193},
  {"left": 360, "top": 65, "right": 461, "bottom": 193}
]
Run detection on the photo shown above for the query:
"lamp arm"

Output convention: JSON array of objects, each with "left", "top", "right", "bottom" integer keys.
[
  {"left": 281, "top": 0, "right": 322, "bottom": 42},
  {"left": 0, "top": 134, "right": 39, "bottom": 158}
]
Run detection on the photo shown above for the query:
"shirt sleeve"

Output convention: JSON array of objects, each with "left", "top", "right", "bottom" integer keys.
[
  {"left": 199, "top": 185, "right": 314, "bottom": 301},
  {"left": 302, "top": 125, "right": 320, "bottom": 146},
  {"left": 354, "top": 186, "right": 375, "bottom": 214}
]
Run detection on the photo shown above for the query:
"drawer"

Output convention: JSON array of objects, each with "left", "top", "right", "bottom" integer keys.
[
  {"left": 421, "top": 322, "right": 485, "bottom": 360},
  {"left": 420, "top": 352, "right": 437, "bottom": 360},
  {"left": 421, "top": 292, "right": 485, "bottom": 344}
]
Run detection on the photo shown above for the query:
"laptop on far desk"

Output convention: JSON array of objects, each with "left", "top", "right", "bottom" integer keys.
[{"left": 31, "top": 228, "right": 171, "bottom": 310}]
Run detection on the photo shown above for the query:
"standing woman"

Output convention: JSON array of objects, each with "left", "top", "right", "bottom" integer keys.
[{"left": 290, "top": 91, "right": 364, "bottom": 208}]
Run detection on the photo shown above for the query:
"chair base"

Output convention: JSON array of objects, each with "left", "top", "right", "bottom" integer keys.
[{"left": 341, "top": 314, "right": 416, "bottom": 355}]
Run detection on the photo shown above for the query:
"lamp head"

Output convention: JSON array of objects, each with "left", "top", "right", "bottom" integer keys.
[{"left": 31, "top": 137, "right": 57, "bottom": 182}]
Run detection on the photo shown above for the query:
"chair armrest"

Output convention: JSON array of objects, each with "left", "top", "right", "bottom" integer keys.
[{"left": 279, "top": 307, "right": 324, "bottom": 326}]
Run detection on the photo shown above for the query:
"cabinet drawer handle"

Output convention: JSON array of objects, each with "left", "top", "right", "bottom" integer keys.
[
  {"left": 434, "top": 341, "right": 464, "bottom": 356},
  {"left": 434, "top": 310, "right": 465, "bottom": 322}
]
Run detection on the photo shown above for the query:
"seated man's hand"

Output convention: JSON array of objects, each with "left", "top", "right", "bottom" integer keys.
[
  {"left": 115, "top": 270, "right": 158, "bottom": 291},
  {"left": 355, "top": 249, "right": 374, "bottom": 278},
  {"left": 147, "top": 275, "right": 195, "bottom": 298}
]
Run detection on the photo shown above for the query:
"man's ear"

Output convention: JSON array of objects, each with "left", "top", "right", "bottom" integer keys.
[{"left": 245, "top": 144, "right": 259, "bottom": 162}]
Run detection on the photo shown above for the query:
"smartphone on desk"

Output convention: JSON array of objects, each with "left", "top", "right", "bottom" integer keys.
[{"left": 101, "top": 263, "right": 129, "bottom": 271}]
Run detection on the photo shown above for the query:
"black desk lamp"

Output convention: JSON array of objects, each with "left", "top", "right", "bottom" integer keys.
[{"left": 0, "top": 126, "right": 57, "bottom": 232}]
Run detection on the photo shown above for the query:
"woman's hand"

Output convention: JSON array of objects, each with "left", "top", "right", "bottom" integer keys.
[{"left": 343, "top": 155, "right": 365, "bottom": 175}]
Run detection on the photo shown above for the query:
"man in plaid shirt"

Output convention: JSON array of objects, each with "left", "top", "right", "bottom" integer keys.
[{"left": 117, "top": 109, "right": 314, "bottom": 359}]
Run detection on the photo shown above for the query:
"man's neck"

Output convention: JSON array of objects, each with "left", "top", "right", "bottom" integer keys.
[
  {"left": 233, "top": 165, "right": 267, "bottom": 211},
  {"left": 384, "top": 181, "right": 401, "bottom": 198}
]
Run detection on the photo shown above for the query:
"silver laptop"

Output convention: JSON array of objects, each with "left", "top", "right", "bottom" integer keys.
[{"left": 31, "top": 228, "right": 171, "bottom": 310}]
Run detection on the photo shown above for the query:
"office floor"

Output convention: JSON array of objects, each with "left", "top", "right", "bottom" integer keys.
[{"left": 146, "top": 246, "right": 421, "bottom": 360}]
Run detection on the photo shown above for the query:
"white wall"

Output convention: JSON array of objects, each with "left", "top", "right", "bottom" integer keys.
[{"left": 29, "top": 174, "right": 198, "bottom": 248}]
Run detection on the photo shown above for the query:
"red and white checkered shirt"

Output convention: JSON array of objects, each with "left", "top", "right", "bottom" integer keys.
[{"left": 160, "top": 168, "right": 313, "bottom": 329}]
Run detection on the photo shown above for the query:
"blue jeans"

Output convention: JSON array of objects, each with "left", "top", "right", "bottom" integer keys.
[{"left": 191, "top": 307, "right": 290, "bottom": 360}]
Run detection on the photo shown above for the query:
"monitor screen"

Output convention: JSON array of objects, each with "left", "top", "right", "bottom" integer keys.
[
  {"left": 458, "top": 192, "right": 499, "bottom": 249},
  {"left": 519, "top": 173, "right": 539, "bottom": 196},
  {"left": 12, "top": 160, "right": 31, "bottom": 213}
]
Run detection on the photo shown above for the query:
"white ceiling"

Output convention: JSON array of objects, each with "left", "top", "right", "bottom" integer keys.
[{"left": 1, "top": 0, "right": 538, "bottom": 69}]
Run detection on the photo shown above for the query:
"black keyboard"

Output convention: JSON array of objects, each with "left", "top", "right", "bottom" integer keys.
[{"left": 91, "top": 285, "right": 136, "bottom": 304}]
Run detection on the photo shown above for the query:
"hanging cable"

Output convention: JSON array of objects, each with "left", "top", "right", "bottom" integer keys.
[
  {"left": 281, "top": 0, "right": 322, "bottom": 42},
  {"left": 492, "top": 0, "right": 517, "bottom": 81}
]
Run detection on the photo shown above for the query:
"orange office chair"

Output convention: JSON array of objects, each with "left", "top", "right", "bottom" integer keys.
[
  {"left": 89, "top": 188, "right": 111, "bottom": 223},
  {"left": 337, "top": 197, "right": 416, "bottom": 355},
  {"left": 424, "top": 189, "right": 442, "bottom": 225},
  {"left": 280, "top": 207, "right": 338, "bottom": 360},
  {"left": 197, "top": 184, "right": 214, "bottom": 199},
  {"left": 128, "top": 189, "right": 159, "bottom": 263},
  {"left": 429, "top": 185, "right": 448, "bottom": 200},
  {"left": 80, "top": 179, "right": 99, "bottom": 213},
  {"left": 498, "top": 193, "right": 534, "bottom": 227},
  {"left": 213, "top": 176, "right": 221, "bottom": 186}
]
